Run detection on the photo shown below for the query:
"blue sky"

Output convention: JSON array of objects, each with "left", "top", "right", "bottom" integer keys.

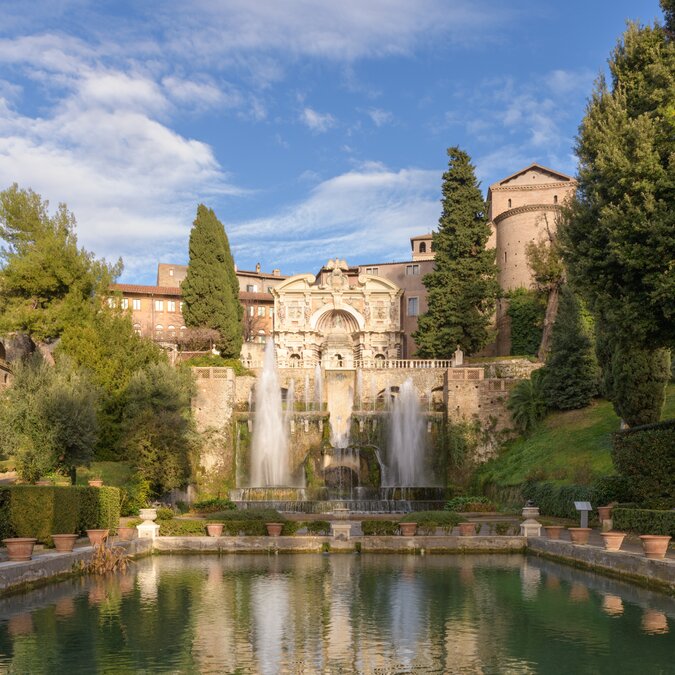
[{"left": 0, "top": 0, "right": 664, "bottom": 283}]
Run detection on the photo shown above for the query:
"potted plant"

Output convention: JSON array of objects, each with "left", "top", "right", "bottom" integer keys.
[
  {"left": 51, "top": 534, "right": 78, "bottom": 552},
  {"left": 117, "top": 526, "right": 136, "bottom": 541},
  {"left": 266, "top": 523, "right": 283, "bottom": 537},
  {"left": 206, "top": 523, "right": 224, "bottom": 537},
  {"left": 543, "top": 525, "right": 563, "bottom": 540},
  {"left": 86, "top": 529, "right": 109, "bottom": 546},
  {"left": 2, "top": 538, "right": 37, "bottom": 562},
  {"left": 600, "top": 531, "right": 626, "bottom": 552},
  {"left": 398, "top": 522, "right": 417, "bottom": 536},
  {"left": 639, "top": 534, "right": 671, "bottom": 560},
  {"left": 567, "top": 527, "right": 592, "bottom": 544},
  {"left": 458, "top": 522, "right": 476, "bottom": 536}
]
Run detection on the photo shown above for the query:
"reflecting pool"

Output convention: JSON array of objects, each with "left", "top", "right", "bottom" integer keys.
[{"left": 0, "top": 554, "right": 673, "bottom": 673}]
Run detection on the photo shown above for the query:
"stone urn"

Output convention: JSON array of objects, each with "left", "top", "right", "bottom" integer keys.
[
  {"left": 597, "top": 505, "right": 613, "bottom": 522},
  {"left": 568, "top": 527, "right": 592, "bottom": 545},
  {"left": 88, "top": 479, "right": 104, "bottom": 488},
  {"left": 51, "top": 534, "right": 78, "bottom": 552},
  {"left": 2, "top": 538, "right": 37, "bottom": 562},
  {"left": 206, "top": 523, "right": 224, "bottom": 537},
  {"left": 137, "top": 508, "right": 160, "bottom": 539},
  {"left": 398, "top": 522, "right": 417, "bottom": 537},
  {"left": 543, "top": 525, "right": 563, "bottom": 540},
  {"left": 266, "top": 523, "right": 283, "bottom": 537},
  {"left": 86, "top": 529, "right": 109, "bottom": 546},
  {"left": 117, "top": 527, "right": 136, "bottom": 541},
  {"left": 639, "top": 535, "right": 671, "bottom": 560},
  {"left": 139, "top": 508, "right": 157, "bottom": 522},
  {"left": 600, "top": 531, "right": 626, "bottom": 552},
  {"left": 458, "top": 522, "right": 476, "bottom": 536}
]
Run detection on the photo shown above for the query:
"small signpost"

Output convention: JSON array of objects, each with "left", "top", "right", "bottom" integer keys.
[{"left": 574, "top": 501, "right": 593, "bottom": 528}]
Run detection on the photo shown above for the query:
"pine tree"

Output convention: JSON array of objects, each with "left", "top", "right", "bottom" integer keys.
[
  {"left": 414, "top": 147, "right": 498, "bottom": 356},
  {"left": 541, "top": 286, "right": 598, "bottom": 410},
  {"left": 181, "top": 204, "right": 242, "bottom": 358}
]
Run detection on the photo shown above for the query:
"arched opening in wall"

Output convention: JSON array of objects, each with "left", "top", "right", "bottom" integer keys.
[
  {"left": 289, "top": 354, "right": 301, "bottom": 367},
  {"left": 0, "top": 342, "right": 5, "bottom": 361},
  {"left": 316, "top": 309, "right": 360, "bottom": 335},
  {"left": 374, "top": 353, "right": 385, "bottom": 362},
  {"left": 554, "top": 195, "right": 558, "bottom": 204},
  {"left": 419, "top": 242, "right": 426, "bottom": 253},
  {"left": 334, "top": 354, "right": 343, "bottom": 368},
  {"left": 431, "top": 385, "right": 444, "bottom": 411},
  {"left": 508, "top": 198, "right": 512, "bottom": 208}
]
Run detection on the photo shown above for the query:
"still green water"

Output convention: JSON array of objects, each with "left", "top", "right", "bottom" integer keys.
[{"left": 0, "top": 554, "right": 672, "bottom": 674}]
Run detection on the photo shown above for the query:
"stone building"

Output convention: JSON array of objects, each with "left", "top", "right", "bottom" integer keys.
[{"left": 0, "top": 341, "right": 11, "bottom": 389}]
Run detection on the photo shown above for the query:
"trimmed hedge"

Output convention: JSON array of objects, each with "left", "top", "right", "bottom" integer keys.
[
  {"left": 361, "top": 520, "right": 399, "bottom": 536},
  {"left": 521, "top": 480, "right": 592, "bottom": 519},
  {"left": 401, "top": 511, "right": 461, "bottom": 534},
  {"left": 306, "top": 520, "right": 331, "bottom": 535},
  {"left": 612, "top": 508, "right": 675, "bottom": 538},
  {"left": 0, "top": 486, "right": 121, "bottom": 544},
  {"left": 210, "top": 508, "right": 285, "bottom": 522},
  {"left": 159, "top": 519, "right": 207, "bottom": 536},
  {"left": 192, "top": 498, "right": 236, "bottom": 513},
  {"left": 445, "top": 496, "right": 495, "bottom": 512},
  {"left": 612, "top": 420, "right": 675, "bottom": 509}
]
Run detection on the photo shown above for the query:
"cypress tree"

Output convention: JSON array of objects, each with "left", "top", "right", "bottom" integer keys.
[
  {"left": 414, "top": 147, "right": 498, "bottom": 356},
  {"left": 541, "top": 285, "right": 598, "bottom": 410},
  {"left": 181, "top": 205, "right": 242, "bottom": 358}
]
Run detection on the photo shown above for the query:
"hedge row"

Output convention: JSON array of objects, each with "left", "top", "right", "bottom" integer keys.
[
  {"left": 612, "top": 508, "right": 675, "bottom": 538},
  {"left": 521, "top": 481, "right": 592, "bottom": 519},
  {"left": 158, "top": 519, "right": 329, "bottom": 537},
  {"left": 0, "top": 486, "right": 121, "bottom": 544}
]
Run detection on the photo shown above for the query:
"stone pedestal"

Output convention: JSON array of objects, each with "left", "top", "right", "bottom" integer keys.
[
  {"left": 137, "top": 508, "right": 160, "bottom": 540},
  {"left": 520, "top": 505, "right": 542, "bottom": 537},
  {"left": 331, "top": 523, "right": 352, "bottom": 541}
]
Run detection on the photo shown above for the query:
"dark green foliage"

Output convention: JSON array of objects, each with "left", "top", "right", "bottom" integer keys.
[
  {"left": 0, "top": 485, "right": 120, "bottom": 542},
  {"left": 494, "top": 521, "right": 511, "bottom": 536},
  {"left": 609, "top": 346, "right": 670, "bottom": 426},
  {"left": 414, "top": 147, "right": 499, "bottom": 356},
  {"left": 541, "top": 286, "right": 598, "bottom": 410},
  {"left": 159, "top": 519, "right": 208, "bottom": 536},
  {"left": 120, "top": 474, "right": 151, "bottom": 516},
  {"left": 507, "top": 369, "right": 548, "bottom": 435},
  {"left": 192, "top": 497, "right": 236, "bottom": 513},
  {"left": 360, "top": 520, "right": 399, "bottom": 536},
  {"left": 305, "top": 520, "right": 331, "bottom": 535},
  {"left": 521, "top": 480, "right": 592, "bottom": 519},
  {"left": 611, "top": 420, "right": 675, "bottom": 508},
  {"left": 402, "top": 511, "right": 460, "bottom": 534},
  {"left": 155, "top": 507, "right": 175, "bottom": 520},
  {"left": 210, "top": 508, "right": 284, "bottom": 522},
  {"left": 445, "top": 496, "right": 495, "bottom": 512},
  {"left": 181, "top": 204, "right": 242, "bottom": 358},
  {"left": 612, "top": 508, "right": 675, "bottom": 537},
  {"left": 590, "top": 475, "right": 636, "bottom": 506},
  {"left": 506, "top": 289, "right": 546, "bottom": 356}
]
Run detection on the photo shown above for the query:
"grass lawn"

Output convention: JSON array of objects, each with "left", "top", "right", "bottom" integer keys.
[{"left": 477, "top": 383, "right": 675, "bottom": 489}]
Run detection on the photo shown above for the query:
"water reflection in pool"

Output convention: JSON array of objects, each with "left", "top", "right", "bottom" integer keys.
[{"left": 0, "top": 554, "right": 672, "bottom": 673}]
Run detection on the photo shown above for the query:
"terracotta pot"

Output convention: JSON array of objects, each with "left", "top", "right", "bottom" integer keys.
[
  {"left": 36, "top": 480, "right": 52, "bottom": 486},
  {"left": 2, "top": 538, "right": 37, "bottom": 562},
  {"left": 568, "top": 527, "right": 592, "bottom": 545},
  {"left": 206, "top": 523, "right": 224, "bottom": 537},
  {"left": 88, "top": 479, "right": 103, "bottom": 487},
  {"left": 266, "top": 522, "right": 283, "bottom": 537},
  {"left": 51, "top": 534, "right": 78, "bottom": 552},
  {"left": 543, "top": 525, "right": 563, "bottom": 540},
  {"left": 639, "top": 535, "right": 671, "bottom": 560},
  {"left": 458, "top": 522, "right": 476, "bottom": 536},
  {"left": 86, "top": 529, "right": 109, "bottom": 546},
  {"left": 597, "top": 506, "right": 613, "bottom": 522},
  {"left": 117, "top": 527, "right": 136, "bottom": 541},
  {"left": 398, "top": 522, "right": 417, "bottom": 536},
  {"left": 601, "top": 531, "right": 626, "bottom": 552}
]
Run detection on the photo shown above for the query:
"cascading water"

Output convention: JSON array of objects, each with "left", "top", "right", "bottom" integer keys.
[
  {"left": 314, "top": 364, "right": 323, "bottom": 411},
  {"left": 304, "top": 372, "right": 310, "bottom": 411},
  {"left": 383, "top": 378, "right": 429, "bottom": 487},
  {"left": 285, "top": 379, "right": 295, "bottom": 430},
  {"left": 250, "top": 341, "right": 293, "bottom": 487}
]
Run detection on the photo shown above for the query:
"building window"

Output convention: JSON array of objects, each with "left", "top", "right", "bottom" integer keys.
[
  {"left": 179, "top": 302, "right": 184, "bottom": 312},
  {"left": 249, "top": 306, "right": 255, "bottom": 317},
  {"left": 169, "top": 268, "right": 174, "bottom": 277},
  {"left": 132, "top": 299, "right": 141, "bottom": 311},
  {"left": 407, "top": 297, "right": 419, "bottom": 316},
  {"left": 267, "top": 286, "right": 273, "bottom": 293},
  {"left": 246, "top": 284, "right": 257, "bottom": 292},
  {"left": 154, "top": 300, "right": 163, "bottom": 311},
  {"left": 269, "top": 307, "right": 274, "bottom": 317},
  {"left": 258, "top": 306, "right": 265, "bottom": 317},
  {"left": 168, "top": 325, "right": 175, "bottom": 336},
  {"left": 406, "top": 264, "right": 420, "bottom": 276},
  {"left": 180, "top": 325, "right": 186, "bottom": 331},
  {"left": 508, "top": 198, "right": 512, "bottom": 208},
  {"left": 121, "top": 298, "right": 128, "bottom": 310},
  {"left": 167, "top": 300, "right": 176, "bottom": 312},
  {"left": 365, "top": 267, "right": 379, "bottom": 275},
  {"left": 554, "top": 195, "right": 558, "bottom": 204},
  {"left": 419, "top": 242, "right": 426, "bottom": 253}
]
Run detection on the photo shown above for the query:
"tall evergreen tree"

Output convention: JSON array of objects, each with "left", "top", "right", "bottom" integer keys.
[
  {"left": 414, "top": 147, "right": 498, "bottom": 356},
  {"left": 541, "top": 285, "right": 598, "bottom": 410},
  {"left": 181, "top": 205, "right": 242, "bottom": 358},
  {"left": 559, "top": 1, "right": 674, "bottom": 424}
]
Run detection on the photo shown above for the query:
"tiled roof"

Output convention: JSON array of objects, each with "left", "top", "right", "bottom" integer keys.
[
  {"left": 111, "top": 283, "right": 182, "bottom": 295},
  {"left": 240, "top": 291, "right": 274, "bottom": 302}
]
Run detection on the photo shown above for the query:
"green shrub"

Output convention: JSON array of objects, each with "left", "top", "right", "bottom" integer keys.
[
  {"left": 210, "top": 508, "right": 284, "bottom": 522},
  {"left": 159, "top": 519, "right": 208, "bottom": 536},
  {"left": 281, "top": 521, "right": 301, "bottom": 536},
  {"left": 306, "top": 520, "right": 331, "bottom": 535},
  {"left": 221, "top": 520, "right": 268, "bottom": 536},
  {"left": 507, "top": 369, "right": 548, "bottom": 435},
  {"left": 0, "top": 488, "right": 11, "bottom": 540},
  {"left": 155, "top": 507, "right": 175, "bottom": 521},
  {"left": 612, "top": 508, "right": 675, "bottom": 538},
  {"left": 445, "top": 496, "right": 495, "bottom": 512},
  {"left": 494, "top": 521, "right": 511, "bottom": 536},
  {"left": 78, "top": 486, "right": 121, "bottom": 534},
  {"left": 361, "top": 520, "right": 399, "bottom": 536},
  {"left": 507, "top": 288, "right": 546, "bottom": 356},
  {"left": 120, "top": 474, "right": 151, "bottom": 517},
  {"left": 611, "top": 420, "right": 675, "bottom": 509},
  {"left": 590, "top": 475, "right": 636, "bottom": 506},
  {"left": 192, "top": 497, "right": 236, "bottom": 513},
  {"left": 521, "top": 480, "right": 592, "bottom": 519}
]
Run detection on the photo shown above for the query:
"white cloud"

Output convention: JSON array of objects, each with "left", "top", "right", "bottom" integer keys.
[
  {"left": 367, "top": 108, "right": 393, "bottom": 127},
  {"left": 162, "top": 76, "right": 240, "bottom": 110},
  {"left": 300, "top": 107, "right": 336, "bottom": 133}
]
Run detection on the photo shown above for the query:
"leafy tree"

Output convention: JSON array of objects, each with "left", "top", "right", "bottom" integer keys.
[
  {"left": 121, "top": 362, "right": 196, "bottom": 496},
  {"left": 506, "top": 288, "right": 546, "bottom": 356},
  {"left": 414, "top": 147, "right": 498, "bottom": 356},
  {"left": 0, "top": 184, "right": 120, "bottom": 341},
  {"left": 0, "top": 354, "right": 98, "bottom": 482},
  {"left": 540, "top": 286, "right": 598, "bottom": 410},
  {"left": 506, "top": 369, "right": 547, "bottom": 436},
  {"left": 181, "top": 205, "right": 242, "bottom": 358}
]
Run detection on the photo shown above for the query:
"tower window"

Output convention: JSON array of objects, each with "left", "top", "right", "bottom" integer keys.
[
  {"left": 554, "top": 195, "right": 558, "bottom": 204},
  {"left": 508, "top": 199, "right": 512, "bottom": 208},
  {"left": 504, "top": 251, "right": 507, "bottom": 263},
  {"left": 419, "top": 242, "right": 426, "bottom": 253}
]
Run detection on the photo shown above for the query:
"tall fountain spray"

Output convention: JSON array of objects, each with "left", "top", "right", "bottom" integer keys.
[
  {"left": 384, "top": 378, "right": 429, "bottom": 487},
  {"left": 285, "top": 379, "right": 295, "bottom": 430},
  {"left": 250, "top": 341, "right": 292, "bottom": 486},
  {"left": 314, "top": 364, "right": 323, "bottom": 411},
  {"left": 304, "top": 372, "right": 310, "bottom": 411}
]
